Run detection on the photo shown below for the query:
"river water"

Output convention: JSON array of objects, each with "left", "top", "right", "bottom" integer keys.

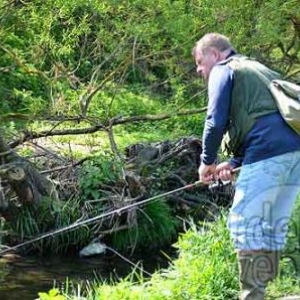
[{"left": 0, "top": 249, "right": 173, "bottom": 300}]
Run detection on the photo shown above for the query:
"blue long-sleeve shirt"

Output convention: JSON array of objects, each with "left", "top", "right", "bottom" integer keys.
[{"left": 201, "top": 57, "right": 300, "bottom": 167}]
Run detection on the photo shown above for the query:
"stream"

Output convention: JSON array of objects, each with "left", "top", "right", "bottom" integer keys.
[{"left": 0, "top": 249, "right": 173, "bottom": 300}]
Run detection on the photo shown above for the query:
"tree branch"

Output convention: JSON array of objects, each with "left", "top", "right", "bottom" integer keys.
[
  {"left": 8, "top": 107, "right": 207, "bottom": 148},
  {"left": 109, "top": 107, "right": 207, "bottom": 125}
]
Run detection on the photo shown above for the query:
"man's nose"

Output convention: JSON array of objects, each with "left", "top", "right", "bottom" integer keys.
[{"left": 197, "top": 66, "right": 203, "bottom": 76}]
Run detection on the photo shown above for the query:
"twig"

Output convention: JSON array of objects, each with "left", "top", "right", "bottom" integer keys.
[
  {"left": 0, "top": 149, "right": 13, "bottom": 157},
  {"left": 97, "top": 224, "right": 129, "bottom": 236},
  {"left": 0, "top": 45, "right": 49, "bottom": 80},
  {"left": 165, "top": 173, "right": 187, "bottom": 186},
  {"left": 152, "top": 142, "right": 190, "bottom": 166},
  {"left": 29, "top": 141, "right": 66, "bottom": 162},
  {"left": 39, "top": 157, "right": 90, "bottom": 174}
]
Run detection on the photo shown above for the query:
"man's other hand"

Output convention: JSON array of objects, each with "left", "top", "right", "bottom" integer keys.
[{"left": 198, "top": 163, "right": 216, "bottom": 184}]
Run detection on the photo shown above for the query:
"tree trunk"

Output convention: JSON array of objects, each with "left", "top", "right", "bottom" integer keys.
[{"left": 0, "top": 128, "right": 58, "bottom": 219}]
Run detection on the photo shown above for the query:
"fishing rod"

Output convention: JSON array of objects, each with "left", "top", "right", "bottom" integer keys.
[{"left": 0, "top": 167, "right": 240, "bottom": 256}]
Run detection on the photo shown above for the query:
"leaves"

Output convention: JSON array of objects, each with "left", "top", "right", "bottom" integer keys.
[
  {"left": 1, "top": 0, "right": 299, "bottom": 124},
  {"left": 38, "top": 288, "right": 65, "bottom": 300}
]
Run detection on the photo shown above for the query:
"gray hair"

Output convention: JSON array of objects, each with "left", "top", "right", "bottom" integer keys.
[{"left": 192, "top": 33, "right": 235, "bottom": 56}]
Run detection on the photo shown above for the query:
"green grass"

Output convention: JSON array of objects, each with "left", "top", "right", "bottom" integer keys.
[
  {"left": 40, "top": 205, "right": 300, "bottom": 300},
  {"left": 6, "top": 198, "right": 91, "bottom": 254},
  {"left": 111, "top": 200, "right": 179, "bottom": 252},
  {"left": 37, "top": 204, "right": 300, "bottom": 299}
]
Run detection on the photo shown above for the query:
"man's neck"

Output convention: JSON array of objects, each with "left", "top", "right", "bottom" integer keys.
[{"left": 219, "top": 48, "right": 234, "bottom": 61}]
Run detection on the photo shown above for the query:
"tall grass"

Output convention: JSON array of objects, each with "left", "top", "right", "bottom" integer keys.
[
  {"left": 111, "top": 200, "right": 179, "bottom": 252},
  {"left": 6, "top": 197, "right": 91, "bottom": 254},
  {"left": 39, "top": 215, "right": 239, "bottom": 300},
  {"left": 39, "top": 206, "right": 300, "bottom": 299}
]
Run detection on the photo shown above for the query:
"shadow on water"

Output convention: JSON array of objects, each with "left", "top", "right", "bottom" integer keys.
[{"left": 0, "top": 248, "right": 175, "bottom": 300}]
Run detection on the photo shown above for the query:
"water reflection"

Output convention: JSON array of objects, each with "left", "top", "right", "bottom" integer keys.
[{"left": 0, "top": 250, "right": 173, "bottom": 300}]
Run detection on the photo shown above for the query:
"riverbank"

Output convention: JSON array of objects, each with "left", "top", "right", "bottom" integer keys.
[
  {"left": 38, "top": 211, "right": 300, "bottom": 300},
  {"left": 0, "top": 248, "right": 174, "bottom": 300}
]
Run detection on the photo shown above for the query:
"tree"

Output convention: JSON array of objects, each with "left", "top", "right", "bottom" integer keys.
[{"left": 0, "top": 127, "right": 58, "bottom": 219}]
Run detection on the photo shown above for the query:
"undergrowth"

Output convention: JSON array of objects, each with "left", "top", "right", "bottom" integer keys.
[
  {"left": 5, "top": 198, "right": 91, "bottom": 254},
  {"left": 38, "top": 203, "right": 300, "bottom": 299},
  {"left": 111, "top": 200, "right": 179, "bottom": 252}
]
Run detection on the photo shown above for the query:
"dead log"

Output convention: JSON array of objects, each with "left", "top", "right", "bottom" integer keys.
[{"left": 0, "top": 129, "right": 59, "bottom": 219}]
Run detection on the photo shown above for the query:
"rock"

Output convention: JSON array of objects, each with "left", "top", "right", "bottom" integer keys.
[{"left": 79, "top": 242, "right": 106, "bottom": 257}]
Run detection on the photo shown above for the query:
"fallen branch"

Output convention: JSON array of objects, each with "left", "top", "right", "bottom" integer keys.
[
  {"left": 40, "top": 157, "right": 91, "bottom": 174},
  {"left": 8, "top": 107, "right": 208, "bottom": 148}
]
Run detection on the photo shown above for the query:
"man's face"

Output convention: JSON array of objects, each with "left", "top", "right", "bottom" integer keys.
[{"left": 194, "top": 47, "right": 218, "bottom": 81}]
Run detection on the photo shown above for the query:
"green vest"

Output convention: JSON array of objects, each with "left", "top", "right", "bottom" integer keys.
[{"left": 220, "top": 55, "right": 281, "bottom": 156}]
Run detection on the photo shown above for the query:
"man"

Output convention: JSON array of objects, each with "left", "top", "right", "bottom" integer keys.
[{"left": 193, "top": 33, "right": 300, "bottom": 299}]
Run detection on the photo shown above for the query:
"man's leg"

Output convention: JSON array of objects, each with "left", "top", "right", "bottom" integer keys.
[
  {"left": 237, "top": 250, "right": 280, "bottom": 300},
  {"left": 228, "top": 151, "right": 300, "bottom": 299}
]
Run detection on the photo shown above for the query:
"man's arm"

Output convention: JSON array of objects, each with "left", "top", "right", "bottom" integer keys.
[{"left": 200, "top": 64, "right": 234, "bottom": 165}]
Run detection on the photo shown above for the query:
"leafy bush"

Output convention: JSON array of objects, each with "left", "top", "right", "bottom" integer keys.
[{"left": 79, "top": 153, "right": 123, "bottom": 200}]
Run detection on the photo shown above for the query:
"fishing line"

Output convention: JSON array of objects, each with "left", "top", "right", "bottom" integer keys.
[
  {"left": 105, "top": 246, "right": 153, "bottom": 277},
  {"left": 0, "top": 167, "right": 240, "bottom": 256}
]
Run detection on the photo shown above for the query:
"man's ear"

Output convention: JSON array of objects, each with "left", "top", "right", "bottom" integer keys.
[{"left": 210, "top": 47, "right": 221, "bottom": 62}]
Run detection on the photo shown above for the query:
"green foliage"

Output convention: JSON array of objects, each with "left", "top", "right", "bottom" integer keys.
[
  {"left": 111, "top": 200, "right": 179, "bottom": 252},
  {"left": 38, "top": 288, "right": 65, "bottom": 300},
  {"left": 166, "top": 216, "right": 238, "bottom": 300},
  {"left": 13, "top": 207, "right": 41, "bottom": 240},
  {"left": 283, "top": 195, "right": 300, "bottom": 275},
  {"left": 45, "top": 198, "right": 91, "bottom": 253},
  {"left": 1, "top": 0, "right": 204, "bottom": 117},
  {"left": 6, "top": 197, "right": 91, "bottom": 254},
  {"left": 1, "top": 0, "right": 299, "bottom": 140},
  {"left": 95, "top": 85, "right": 166, "bottom": 118},
  {"left": 79, "top": 153, "right": 123, "bottom": 200},
  {"left": 1, "top": 0, "right": 299, "bottom": 124},
  {"left": 267, "top": 274, "right": 300, "bottom": 299},
  {"left": 39, "top": 214, "right": 300, "bottom": 299}
]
